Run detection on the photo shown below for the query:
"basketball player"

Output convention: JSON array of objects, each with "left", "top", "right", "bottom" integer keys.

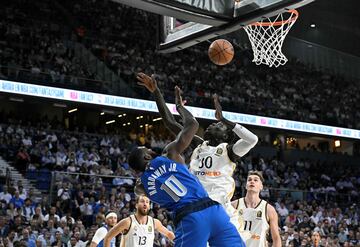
[
  {"left": 127, "top": 86, "right": 245, "bottom": 247},
  {"left": 90, "top": 211, "right": 118, "bottom": 247},
  {"left": 136, "top": 72, "right": 258, "bottom": 230},
  {"left": 103, "top": 195, "right": 174, "bottom": 247},
  {"left": 232, "top": 171, "right": 281, "bottom": 247}
]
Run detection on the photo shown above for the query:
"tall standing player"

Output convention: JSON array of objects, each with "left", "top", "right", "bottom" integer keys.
[
  {"left": 104, "top": 195, "right": 174, "bottom": 247},
  {"left": 90, "top": 211, "right": 118, "bottom": 247},
  {"left": 232, "top": 171, "right": 281, "bottom": 247},
  {"left": 126, "top": 86, "right": 245, "bottom": 247},
  {"left": 136, "top": 72, "right": 258, "bottom": 231}
]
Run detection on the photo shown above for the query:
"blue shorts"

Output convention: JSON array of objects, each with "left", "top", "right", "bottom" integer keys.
[{"left": 174, "top": 204, "right": 245, "bottom": 247}]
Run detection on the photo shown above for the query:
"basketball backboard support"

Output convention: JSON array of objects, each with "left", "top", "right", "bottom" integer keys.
[{"left": 157, "top": 0, "right": 314, "bottom": 53}]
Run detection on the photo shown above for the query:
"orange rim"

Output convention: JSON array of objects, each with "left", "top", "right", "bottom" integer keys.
[{"left": 249, "top": 9, "right": 299, "bottom": 27}]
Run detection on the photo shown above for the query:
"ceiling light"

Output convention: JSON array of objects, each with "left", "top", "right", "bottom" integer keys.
[
  {"left": 53, "top": 103, "right": 67, "bottom": 108},
  {"left": 9, "top": 97, "right": 24, "bottom": 102},
  {"left": 153, "top": 117, "right": 162, "bottom": 122},
  {"left": 68, "top": 108, "right": 78, "bottom": 113},
  {"left": 106, "top": 120, "right": 115, "bottom": 125}
]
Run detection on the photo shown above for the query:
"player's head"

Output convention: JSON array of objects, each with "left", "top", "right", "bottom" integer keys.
[
  {"left": 246, "top": 170, "right": 264, "bottom": 193},
  {"left": 311, "top": 231, "right": 321, "bottom": 245},
  {"left": 135, "top": 195, "right": 150, "bottom": 216},
  {"left": 203, "top": 122, "right": 233, "bottom": 145},
  {"left": 104, "top": 211, "right": 118, "bottom": 227},
  {"left": 128, "top": 147, "right": 157, "bottom": 172}
]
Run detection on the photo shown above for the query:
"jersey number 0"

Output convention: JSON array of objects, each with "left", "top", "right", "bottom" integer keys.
[{"left": 160, "top": 175, "right": 188, "bottom": 202}]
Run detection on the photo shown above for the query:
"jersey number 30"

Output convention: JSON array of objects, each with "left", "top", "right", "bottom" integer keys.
[
  {"left": 160, "top": 175, "right": 188, "bottom": 202},
  {"left": 199, "top": 156, "right": 213, "bottom": 169}
]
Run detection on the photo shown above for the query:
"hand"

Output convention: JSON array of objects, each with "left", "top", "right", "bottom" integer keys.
[
  {"left": 136, "top": 73, "right": 157, "bottom": 93},
  {"left": 175, "top": 86, "right": 186, "bottom": 108},
  {"left": 213, "top": 94, "right": 223, "bottom": 120}
]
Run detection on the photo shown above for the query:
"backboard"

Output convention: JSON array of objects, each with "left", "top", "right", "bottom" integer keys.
[{"left": 157, "top": 0, "right": 314, "bottom": 53}]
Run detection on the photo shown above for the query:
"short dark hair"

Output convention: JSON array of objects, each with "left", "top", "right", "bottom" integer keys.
[
  {"left": 248, "top": 170, "right": 264, "bottom": 183},
  {"left": 128, "top": 147, "right": 146, "bottom": 172}
]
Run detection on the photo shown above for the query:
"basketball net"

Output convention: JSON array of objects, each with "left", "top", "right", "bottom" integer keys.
[{"left": 244, "top": 9, "right": 299, "bottom": 67}]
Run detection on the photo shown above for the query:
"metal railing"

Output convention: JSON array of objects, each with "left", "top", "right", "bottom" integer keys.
[
  {"left": 45, "top": 171, "right": 358, "bottom": 206},
  {"left": 265, "top": 187, "right": 357, "bottom": 206},
  {"left": 49, "top": 171, "right": 136, "bottom": 204}
]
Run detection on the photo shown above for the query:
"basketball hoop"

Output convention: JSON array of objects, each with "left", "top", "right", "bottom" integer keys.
[{"left": 244, "top": 9, "right": 299, "bottom": 67}]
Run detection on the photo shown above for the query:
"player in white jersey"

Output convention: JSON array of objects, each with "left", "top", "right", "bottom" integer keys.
[
  {"left": 232, "top": 171, "right": 281, "bottom": 247},
  {"left": 90, "top": 211, "right": 118, "bottom": 247},
  {"left": 104, "top": 195, "right": 175, "bottom": 247},
  {"left": 137, "top": 72, "right": 258, "bottom": 230}
]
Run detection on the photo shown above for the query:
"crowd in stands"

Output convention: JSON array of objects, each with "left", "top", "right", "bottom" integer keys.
[
  {"left": 0, "top": 1, "right": 360, "bottom": 245},
  {"left": 0, "top": 0, "right": 102, "bottom": 92},
  {"left": 0, "top": 114, "right": 359, "bottom": 246},
  {"left": 0, "top": 0, "right": 359, "bottom": 129}
]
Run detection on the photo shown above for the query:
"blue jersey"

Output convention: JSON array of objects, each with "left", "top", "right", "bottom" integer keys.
[
  {"left": 141, "top": 156, "right": 209, "bottom": 211},
  {"left": 97, "top": 225, "right": 115, "bottom": 247}
]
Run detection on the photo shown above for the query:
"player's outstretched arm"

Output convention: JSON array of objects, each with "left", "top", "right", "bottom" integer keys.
[
  {"left": 103, "top": 218, "right": 131, "bottom": 247},
  {"left": 213, "top": 94, "right": 258, "bottom": 160},
  {"left": 137, "top": 72, "right": 203, "bottom": 146},
  {"left": 154, "top": 219, "right": 175, "bottom": 241},
  {"left": 267, "top": 204, "right": 281, "bottom": 247},
  {"left": 137, "top": 73, "right": 183, "bottom": 134},
  {"left": 164, "top": 86, "right": 199, "bottom": 161}
]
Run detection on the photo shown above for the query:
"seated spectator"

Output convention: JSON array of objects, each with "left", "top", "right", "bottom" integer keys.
[
  {"left": 0, "top": 186, "right": 12, "bottom": 204},
  {"left": 44, "top": 207, "right": 60, "bottom": 223},
  {"left": 0, "top": 216, "right": 9, "bottom": 238},
  {"left": 22, "top": 198, "right": 35, "bottom": 222},
  {"left": 10, "top": 192, "right": 24, "bottom": 209}
]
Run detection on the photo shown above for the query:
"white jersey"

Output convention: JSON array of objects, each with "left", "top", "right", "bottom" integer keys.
[
  {"left": 120, "top": 215, "right": 155, "bottom": 247},
  {"left": 235, "top": 198, "right": 270, "bottom": 247},
  {"left": 190, "top": 142, "right": 241, "bottom": 230}
]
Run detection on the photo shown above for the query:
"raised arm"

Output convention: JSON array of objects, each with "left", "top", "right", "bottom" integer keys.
[
  {"left": 163, "top": 86, "right": 199, "bottom": 162},
  {"left": 137, "top": 73, "right": 203, "bottom": 146},
  {"left": 213, "top": 94, "right": 258, "bottom": 161}
]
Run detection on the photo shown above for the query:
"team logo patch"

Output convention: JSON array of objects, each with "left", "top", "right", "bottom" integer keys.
[
  {"left": 148, "top": 226, "right": 152, "bottom": 232},
  {"left": 216, "top": 148, "right": 223, "bottom": 155},
  {"left": 134, "top": 226, "right": 138, "bottom": 231},
  {"left": 239, "top": 209, "right": 243, "bottom": 215},
  {"left": 257, "top": 211, "right": 262, "bottom": 218}
]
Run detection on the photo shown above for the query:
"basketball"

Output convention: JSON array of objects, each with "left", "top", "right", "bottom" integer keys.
[{"left": 208, "top": 39, "right": 234, "bottom": 66}]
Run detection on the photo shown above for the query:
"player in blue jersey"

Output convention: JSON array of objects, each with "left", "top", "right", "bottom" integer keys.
[
  {"left": 136, "top": 72, "right": 258, "bottom": 233},
  {"left": 90, "top": 211, "right": 117, "bottom": 247},
  {"left": 128, "top": 86, "right": 245, "bottom": 247}
]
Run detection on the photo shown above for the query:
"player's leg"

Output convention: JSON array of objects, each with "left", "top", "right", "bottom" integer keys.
[
  {"left": 207, "top": 205, "right": 245, "bottom": 247},
  {"left": 174, "top": 211, "right": 210, "bottom": 247}
]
